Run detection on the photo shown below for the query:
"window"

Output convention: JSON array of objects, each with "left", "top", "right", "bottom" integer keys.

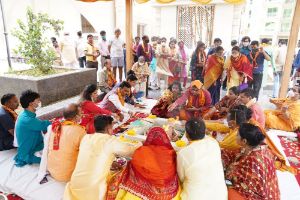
[
  {"left": 281, "top": 22, "right": 291, "bottom": 32},
  {"left": 283, "top": 9, "right": 292, "bottom": 18},
  {"left": 267, "top": 7, "right": 278, "bottom": 17},
  {"left": 265, "top": 22, "right": 275, "bottom": 31}
]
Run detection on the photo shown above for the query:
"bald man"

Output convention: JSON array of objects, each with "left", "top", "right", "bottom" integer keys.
[{"left": 47, "top": 103, "right": 86, "bottom": 182}]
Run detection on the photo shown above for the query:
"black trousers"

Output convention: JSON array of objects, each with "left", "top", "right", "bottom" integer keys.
[
  {"left": 78, "top": 56, "right": 86, "bottom": 68},
  {"left": 250, "top": 73, "right": 263, "bottom": 99},
  {"left": 86, "top": 61, "right": 98, "bottom": 71}
]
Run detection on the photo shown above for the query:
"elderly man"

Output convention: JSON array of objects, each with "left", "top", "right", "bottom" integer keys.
[
  {"left": 47, "top": 103, "right": 86, "bottom": 182},
  {"left": 0, "top": 93, "right": 19, "bottom": 151},
  {"left": 168, "top": 80, "right": 212, "bottom": 120}
]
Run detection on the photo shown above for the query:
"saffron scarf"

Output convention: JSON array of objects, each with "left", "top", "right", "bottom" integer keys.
[
  {"left": 204, "top": 54, "right": 224, "bottom": 89},
  {"left": 229, "top": 54, "right": 253, "bottom": 81},
  {"left": 187, "top": 89, "right": 206, "bottom": 108},
  {"left": 51, "top": 120, "right": 85, "bottom": 150},
  {"left": 2, "top": 106, "right": 18, "bottom": 122},
  {"left": 117, "top": 88, "right": 125, "bottom": 106},
  {"left": 119, "top": 127, "right": 179, "bottom": 200},
  {"left": 107, "top": 69, "right": 116, "bottom": 88}
]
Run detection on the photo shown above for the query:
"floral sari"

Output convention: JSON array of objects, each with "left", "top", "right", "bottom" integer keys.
[
  {"left": 222, "top": 145, "right": 280, "bottom": 200},
  {"left": 115, "top": 127, "right": 180, "bottom": 200}
]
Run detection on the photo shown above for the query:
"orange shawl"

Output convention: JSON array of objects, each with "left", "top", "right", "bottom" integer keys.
[
  {"left": 187, "top": 89, "right": 206, "bottom": 108},
  {"left": 119, "top": 127, "right": 179, "bottom": 200},
  {"left": 229, "top": 54, "right": 253, "bottom": 81},
  {"left": 117, "top": 88, "right": 125, "bottom": 106},
  {"left": 204, "top": 54, "right": 224, "bottom": 89},
  {"left": 51, "top": 120, "right": 85, "bottom": 150}
]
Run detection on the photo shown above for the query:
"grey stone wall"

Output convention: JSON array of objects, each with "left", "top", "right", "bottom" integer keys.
[{"left": 0, "top": 68, "right": 97, "bottom": 106}]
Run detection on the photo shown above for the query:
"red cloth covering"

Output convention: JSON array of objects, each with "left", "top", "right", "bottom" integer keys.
[
  {"left": 119, "top": 127, "right": 179, "bottom": 200},
  {"left": 229, "top": 54, "right": 253, "bottom": 81},
  {"left": 0, "top": 193, "right": 23, "bottom": 200},
  {"left": 80, "top": 100, "right": 112, "bottom": 134},
  {"left": 279, "top": 136, "right": 300, "bottom": 186}
]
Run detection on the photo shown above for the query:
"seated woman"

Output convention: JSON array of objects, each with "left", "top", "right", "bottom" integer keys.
[
  {"left": 107, "top": 127, "right": 181, "bottom": 200},
  {"left": 222, "top": 123, "right": 280, "bottom": 200},
  {"left": 219, "top": 105, "right": 252, "bottom": 150},
  {"left": 79, "top": 84, "right": 119, "bottom": 134},
  {"left": 265, "top": 86, "right": 300, "bottom": 132},
  {"left": 151, "top": 82, "right": 182, "bottom": 118},
  {"left": 168, "top": 80, "right": 211, "bottom": 120},
  {"left": 203, "top": 86, "right": 240, "bottom": 120}
]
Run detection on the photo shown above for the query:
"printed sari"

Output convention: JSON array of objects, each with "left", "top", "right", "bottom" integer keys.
[
  {"left": 222, "top": 145, "right": 280, "bottom": 200},
  {"left": 115, "top": 127, "right": 180, "bottom": 200},
  {"left": 151, "top": 90, "right": 179, "bottom": 118}
]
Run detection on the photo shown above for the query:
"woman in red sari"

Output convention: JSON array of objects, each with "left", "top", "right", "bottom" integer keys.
[
  {"left": 222, "top": 123, "right": 280, "bottom": 200},
  {"left": 204, "top": 46, "right": 225, "bottom": 105},
  {"left": 112, "top": 127, "right": 181, "bottom": 200},
  {"left": 78, "top": 84, "right": 118, "bottom": 134},
  {"left": 224, "top": 46, "right": 253, "bottom": 93},
  {"left": 168, "top": 80, "right": 212, "bottom": 120}
]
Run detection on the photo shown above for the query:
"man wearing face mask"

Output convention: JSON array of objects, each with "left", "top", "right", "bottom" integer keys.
[
  {"left": 132, "top": 56, "right": 150, "bottom": 96},
  {"left": 249, "top": 40, "right": 271, "bottom": 99},
  {"left": 0, "top": 94, "right": 19, "bottom": 151},
  {"left": 99, "top": 30, "right": 110, "bottom": 69},
  {"left": 240, "top": 36, "right": 252, "bottom": 63},
  {"left": 14, "top": 90, "right": 51, "bottom": 167},
  {"left": 47, "top": 103, "right": 86, "bottom": 182}
]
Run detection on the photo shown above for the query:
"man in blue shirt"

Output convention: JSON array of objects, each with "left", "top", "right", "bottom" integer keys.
[
  {"left": 249, "top": 41, "right": 271, "bottom": 99},
  {"left": 14, "top": 90, "right": 51, "bottom": 167},
  {"left": 240, "top": 36, "right": 252, "bottom": 63},
  {"left": 207, "top": 38, "right": 222, "bottom": 56},
  {"left": 0, "top": 94, "right": 19, "bottom": 151}
]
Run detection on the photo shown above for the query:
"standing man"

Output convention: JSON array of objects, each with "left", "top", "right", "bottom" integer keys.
[
  {"left": 240, "top": 36, "right": 252, "bottom": 63},
  {"left": 109, "top": 29, "right": 125, "bottom": 82},
  {"left": 0, "top": 94, "right": 19, "bottom": 151},
  {"left": 249, "top": 40, "right": 271, "bottom": 99},
  {"left": 273, "top": 41, "right": 287, "bottom": 98},
  {"left": 99, "top": 30, "right": 110, "bottom": 68},
  {"left": 207, "top": 38, "right": 222, "bottom": 56},
  {"left": 60, "top": 32, "right": 77, "bottom": 68},
  {"left": 85, "top": 34, "right": 100, "bottom": 71},
  {"left": 75, "top": 31, "right": 86, "bottom": 68}
]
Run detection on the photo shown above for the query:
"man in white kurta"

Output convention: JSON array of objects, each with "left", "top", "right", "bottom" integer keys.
[
  {"left": 177, "top": 119, "right": 228, "bottom": 200},
  {"left": 64, "top": 116, "right": 140, "bottom": 200}
]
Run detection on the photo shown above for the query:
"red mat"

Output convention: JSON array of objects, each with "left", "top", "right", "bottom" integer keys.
[
  {"left": 0, "top": 193, "right": 23, "bottom": 200},
  {"left": 279, "top": 136, "right": 300, "bottom": 186}
]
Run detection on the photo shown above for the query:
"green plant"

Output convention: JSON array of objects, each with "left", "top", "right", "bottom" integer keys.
[{"left": 12, "top": 7, "right": 63, "bottom": 74}]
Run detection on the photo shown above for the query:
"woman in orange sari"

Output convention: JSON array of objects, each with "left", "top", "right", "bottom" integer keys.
[
  {"left": 112, "top": 127, "right": 180, "bottom": 200},
  {"left": 265, "top": 86, "right": 300, "bottom": 132},
  {"left": 222, "top": 123, "right": 280, "bottom": 200},
  {"left": 168, "top": 80, "right": 212, "bottom": 120},
  {"left": 204, "top": 46, "right": 225, "bottom": 105},
  {"left": 224, "top": 46, "right": 253, "bottom": 93}
]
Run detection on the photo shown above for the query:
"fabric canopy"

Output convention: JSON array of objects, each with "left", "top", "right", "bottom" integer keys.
[{"left": 78, "top": 0, "right": 245, "bottom": 4}]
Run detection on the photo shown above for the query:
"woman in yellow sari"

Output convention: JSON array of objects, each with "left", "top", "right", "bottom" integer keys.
[
  {"left": 107, "top": 127, "right": 181, "bottom": 200},
  {"left": 265, "top": 87, "right": 300, "bottom": 132},
  {"left": 224, "top": 46, "right": 253, "bottom": 93}
]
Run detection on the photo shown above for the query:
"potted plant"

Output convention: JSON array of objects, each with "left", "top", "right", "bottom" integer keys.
[{"left": 0, "top": 7, "right": 97, "bottom": 106}]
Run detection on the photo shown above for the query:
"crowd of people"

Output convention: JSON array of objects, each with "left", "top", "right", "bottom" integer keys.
[{"left": 1, "top": 30, "right": 300, "bottom": 200}]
